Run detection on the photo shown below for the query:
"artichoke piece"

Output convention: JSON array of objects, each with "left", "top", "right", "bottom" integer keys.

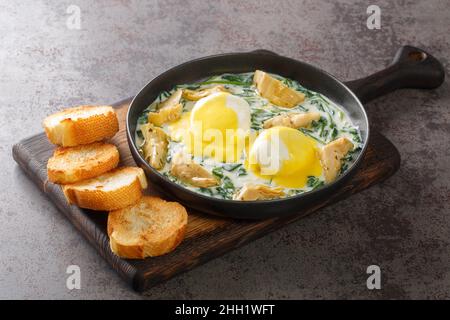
[
  {"left": 148, "top": 89, "right": 183, "bottom": 126},
  {"left": 253, "top": 70, "right": 305, "bottom": 108},
  {"left": 233, "top": 184, "right": 285, "bottom": 201},
  {"left": 319, "top": 137, "right": 354, "bottom": 183},
  {"left": 141, "top": 123, "right": 169, "bottom": 170},
  {"left": 182, "top": 85, "right": 228, "bottom": 101},
  {"left": 263, "top": 112, "right": 321, "bottom": 129},
  {"left": 170, "top": 152, "right": 218, "bottom": 188}
]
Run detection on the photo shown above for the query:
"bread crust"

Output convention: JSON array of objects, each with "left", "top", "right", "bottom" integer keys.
[
  {"left": 62, "top": 167, "right": 147, "bottom": 211},
  {"left": 107, "top": 196, "right": 188, "bottom": 259},
  {"left": 47, "top": 142, "right": 120, "bottom": 184},
  {"left": 43, "top": 105, "right": 119, "bottom": 146}
]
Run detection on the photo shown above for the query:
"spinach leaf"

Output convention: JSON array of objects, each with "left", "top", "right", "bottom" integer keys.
[
  {"left": 216, "top": 176, "right": 235, "bottom": 199},
  {"left": 300, "top": 128, "right": 327, "bottom": 145},
  {"left": 157, "top": 90, "right": 171, "bottom": 101},
  {"left": 294, "top": 104, "right": 308, "bottom": 112},
  {"left": 221, "top": 74, "right": 253, "bottom": 85},
  {"left": 339, "top": 146, "right": 362, "bottom": 174},
  {"left": 288, "top": 189, "right": 304, "bottom": 196},
  {"left": 237, "top": 167, "right": 247, "bottom": 176},
  {"left": 330, "top": 127, "right": 339, "bottom": 140},
  {"left": 342, "top": 127, "right": 362, "bottom": 143},
  {"left": 137, "top": 109, "right": 149, "bottom": 125},
  {"left": 350, "top": 129, "right": 362, "bottom": 143},
  {"left": 199, "top": 187, "right": 215, "bottom": 196},
  {"left": 251, "top": 108, "right": 278, "bottom": 130},
  {"left": 312, "top": 117, "right": 327, "bottom": 138},
  {"left": 281, "top": 78, "right": 294, "bottom": 88},
  {"left": 222, "top": 163, "right": 242, "bottom": 172},
  {"left": 163, "top": 172, "right": 183, "bottom": 185},
  {"left": 197, "top": 80, "right": 250, "bottom": 86},
  {"left": 237, "top": 87, "right": 258, "bottom": 98},
  {"left": 306, "top": 176, "right": 325, "bottom": 190},
  {"left": 212, "top": 167, "right": 224, "bottom": 178}
]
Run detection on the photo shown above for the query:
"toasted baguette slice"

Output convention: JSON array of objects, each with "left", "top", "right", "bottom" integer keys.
[
  {"left": 62, "top": 167, "right": 147, "bottom": 211},
  {"left": 47, "top": 142, "right": 120, "bottom": 184},
  {"left": 107, "top": 196, "right": 188, "bottom": 259},
  {"left": 43, "top": 105, "right": 119, "bottom": 146}
]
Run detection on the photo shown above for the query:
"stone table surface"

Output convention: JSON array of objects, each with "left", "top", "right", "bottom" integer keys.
[{"left": 1, "top": 0, "right": 449, "bottom": 299}]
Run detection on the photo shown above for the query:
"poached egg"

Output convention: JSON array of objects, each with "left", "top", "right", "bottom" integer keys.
[
  {"left": 168, "top": 92, "right": 251, "bottom": 163},
  {"left": 247, "top": 126, "right": 322, "bottom": 188}
]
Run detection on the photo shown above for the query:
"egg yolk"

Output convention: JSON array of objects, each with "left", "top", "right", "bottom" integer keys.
[
  {"left": 168, "top": 92, "right": 248, "bottom": 163},
  {"left": 248, "top": 126, "right": 322, "bottom": 188}
]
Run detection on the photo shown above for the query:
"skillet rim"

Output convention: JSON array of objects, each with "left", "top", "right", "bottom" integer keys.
[{"left": 126, "top": 51, "right": 370, "bottom": 206}]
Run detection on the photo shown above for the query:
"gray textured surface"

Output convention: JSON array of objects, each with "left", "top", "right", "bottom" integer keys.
[{"left": 1, "top": 0, "right": 449, "bottom": 299}]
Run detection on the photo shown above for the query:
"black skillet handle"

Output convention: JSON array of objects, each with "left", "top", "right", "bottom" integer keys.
[{"left": 344, "top": 46, "right": 445, "bottom": 104}]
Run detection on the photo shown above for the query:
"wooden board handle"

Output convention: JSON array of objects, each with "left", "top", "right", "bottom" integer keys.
[{"left": 345, "top": 45, "right": 445, "bottom": 103}]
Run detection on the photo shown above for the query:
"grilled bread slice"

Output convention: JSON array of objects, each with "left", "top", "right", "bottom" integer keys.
[
  {"left": 43, "top": 105, "right": 119, "bottom": 146},
  {"left": 47, "top": 142, "right": 120, "bottom": 184},
  {"left": 107, "top": 196, "right": 188, "bottom": 259},
  {"left": 62, "top": 167, "right": 147, "bottom": 211}
]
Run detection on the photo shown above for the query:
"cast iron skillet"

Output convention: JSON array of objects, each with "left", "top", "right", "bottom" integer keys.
[{"left": 127, "top": 45, "right": 444, "bottom": 219}]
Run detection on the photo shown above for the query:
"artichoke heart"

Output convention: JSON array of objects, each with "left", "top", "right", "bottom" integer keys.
[
  {"left": 253, "top": 70, "right": 305, "bottom": 108},
  {"left": 263, "top": 112, "right": 321, "bottom": 129},
  {"left": 148, "top": 89, "right": 183, "bottom": 126},
  {"left": 319, "top": 137, "right": 354, "bottom": 183},
  {"left": 233, "top": 184, "right": 285, "bottom": 201},
  {"left": 182, "top": 85, "right": 228, "bottom": 101},
  {"left": 170, "top": 152, "right": 218, "bottom": 188},
  {"left": 141, "top": 123, "right": 169, "bottom": 170}
]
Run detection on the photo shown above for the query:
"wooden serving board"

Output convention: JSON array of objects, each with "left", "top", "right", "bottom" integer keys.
[{"left": 12, "top": 98, "right": 400, "bottom": 292}]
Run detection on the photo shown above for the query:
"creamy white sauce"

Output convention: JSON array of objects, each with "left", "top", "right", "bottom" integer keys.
[{"left": 136, "top": 72, "right": 362, "bottom": 200}]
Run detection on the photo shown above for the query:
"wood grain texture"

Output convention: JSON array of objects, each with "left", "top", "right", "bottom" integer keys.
[{"left": 12, "top": 98, "right": 401, "bottom": 292}]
